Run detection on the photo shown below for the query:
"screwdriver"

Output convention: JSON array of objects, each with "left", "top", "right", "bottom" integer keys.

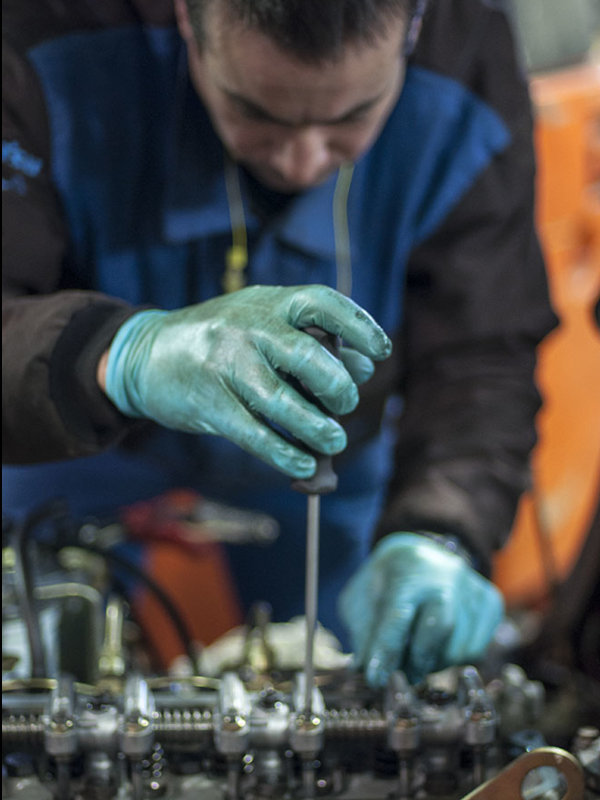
[{"left": 291, "top": 327, "right": 340, "bottom": 716}]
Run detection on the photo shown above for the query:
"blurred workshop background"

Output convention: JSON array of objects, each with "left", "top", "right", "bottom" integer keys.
[
  {"left": 491, "top": 0, "right": 600, "bottom": 680},
  {"left": 494, "top": 0, "right": 600, "bottom": 598}
]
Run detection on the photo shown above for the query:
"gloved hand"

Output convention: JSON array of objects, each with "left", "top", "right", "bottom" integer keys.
[
  {"left": 103, "top": 284, "right": 391, "bottom": 477},
  {"left": 338, "top": 532, "right": 504, "bottom": 688}
]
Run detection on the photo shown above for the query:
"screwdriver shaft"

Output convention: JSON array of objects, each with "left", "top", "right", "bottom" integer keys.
[{"left": 304, "top": 493, "right": 320, "bottom": 715}]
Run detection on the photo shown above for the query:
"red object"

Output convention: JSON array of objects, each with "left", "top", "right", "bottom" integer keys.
[{"left": 123, "top": 490, "right": 244, "bottom": 668}]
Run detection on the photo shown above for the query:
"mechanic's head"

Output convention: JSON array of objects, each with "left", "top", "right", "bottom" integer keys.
[{"left": 175, "top": 0, "right": 418, "bottom": 193}]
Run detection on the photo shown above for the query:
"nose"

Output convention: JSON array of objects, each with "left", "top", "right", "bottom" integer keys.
[{"left": 270, "top": 127, "right": 333, "bottom": 189}]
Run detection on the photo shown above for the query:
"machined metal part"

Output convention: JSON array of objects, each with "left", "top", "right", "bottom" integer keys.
[
  {"left": 214, "top": 671, "right": 251, "bottom": 756},
  {"left": 3, "top": 508, "right": 596, "bottom": 800},
  {"left": 461, "top": 746, "right": 586, "bottom": 799},
  {"left": 303, "top": 493, "right": 321, "bottom": 718},
  {"left": 98, "top": 596, "right": 126, "bottom": 679},
  {"left": 120, "top": 673, "right": 155, "bottom": 759},
  {"left": 573, "top": 727, "right": 600, "bottom": 793},
  {"left": 6, "top": 662, "right": 593, "bottom": 800},
  {"left": 44, "top": 673, "right": 77, "bottom": 800}
]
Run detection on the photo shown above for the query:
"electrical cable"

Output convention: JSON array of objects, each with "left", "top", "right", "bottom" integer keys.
[
  {"left": 333, "top": 163, "right": 354, "bottom": 297},
  {"left": 9, "top": 500, "right": 68, "bottom": 679},
  {"left": 67, "top": 539, "right": 200, "bottom": 673},
  {"left": 8, "top": 499, "right": 200, "bottom": 674},
  {"left": 223, "top": 153, "right": 249, "bottom": 294}
]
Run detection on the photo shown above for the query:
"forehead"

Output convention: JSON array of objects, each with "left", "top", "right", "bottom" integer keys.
[{"left": 202, "top": 7, "right": 407, "bottom": 122}]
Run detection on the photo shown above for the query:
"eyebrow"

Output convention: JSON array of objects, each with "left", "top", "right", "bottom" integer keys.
[{"left": 223, "top": 89, "right": 386, "bottom": 127}]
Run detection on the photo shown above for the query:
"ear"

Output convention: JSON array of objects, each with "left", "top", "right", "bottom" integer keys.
[{"left": 173, "top": 0, "right": 195, "bottom": 45}]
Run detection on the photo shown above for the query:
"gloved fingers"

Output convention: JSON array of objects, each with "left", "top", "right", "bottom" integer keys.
[
  {"left": 337, "top": 568, "right": 376, "bottom": 666},
  {"left": 364, "top": 594, "right": 416, "bottom": 689},
  {"left": 337, "top": 348, "right": 375, "bottom": 385},
  {"left": 462, "top": 583, "right": 504, "bottom": 663},
  {"left": 205, "top": 392, "right": 320, "bottom": 478},
  {"left": 443, "top": 581, "right": 504, "bottom": 665},
  {"left": 235, "top": 360, "right": 348, "bottom": 456},
  {"left": 286, "top": 285, "right": 392, "bottom": 361},
  {"left": 262, "top": 330, "right": 359, "bottom": 416},
  {"left": 404, "top": 598, "right": 454, "bottom": 684}
]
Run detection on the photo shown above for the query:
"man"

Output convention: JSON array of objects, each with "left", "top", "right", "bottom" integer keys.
[{"left": 2, "top": 0, "right": 557, "bottom": 686}]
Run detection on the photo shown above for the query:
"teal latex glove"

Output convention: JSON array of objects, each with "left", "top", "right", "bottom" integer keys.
[
  {"left": 104, "top": 284, "right": 391, "bottom": 478},
  {"left": 338, "top": 532, "right": 504, "bottom": 688}
]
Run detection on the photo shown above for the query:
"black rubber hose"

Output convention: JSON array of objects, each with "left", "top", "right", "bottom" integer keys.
[
  {"left": 75, "top": 541, "right": 200, "bottom": 672},
  {"left": 10, "top": 500, "right": 68, "bottom": 678}
]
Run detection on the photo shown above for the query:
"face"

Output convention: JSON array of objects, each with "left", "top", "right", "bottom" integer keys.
[{"left": 178, "top": 3, "right": 407, "bottom": 193}]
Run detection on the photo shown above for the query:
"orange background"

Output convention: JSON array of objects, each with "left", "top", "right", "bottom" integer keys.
[{"left": 492, "top": 61, "right": 600, "bottom": 606}]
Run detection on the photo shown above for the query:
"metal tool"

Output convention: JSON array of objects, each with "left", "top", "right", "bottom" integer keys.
[{"left": 291, "top": 328, "right": 340, "bottom": 720}]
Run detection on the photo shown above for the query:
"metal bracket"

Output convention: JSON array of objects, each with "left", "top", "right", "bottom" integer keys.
[{"left": 461, "top": 746, "right": 585, "bottom": 799}]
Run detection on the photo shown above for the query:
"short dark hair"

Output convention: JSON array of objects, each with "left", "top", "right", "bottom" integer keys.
[{"left": 187, "top": 0, "right": 423, "bottom": 63}]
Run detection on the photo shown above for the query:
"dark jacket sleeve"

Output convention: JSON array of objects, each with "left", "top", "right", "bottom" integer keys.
[
  {"left": 373, "top": 0, "right": 559, "bottom": 573},
  {"left": 2, "top": 36, "right": 140, "bottom": 464}
]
